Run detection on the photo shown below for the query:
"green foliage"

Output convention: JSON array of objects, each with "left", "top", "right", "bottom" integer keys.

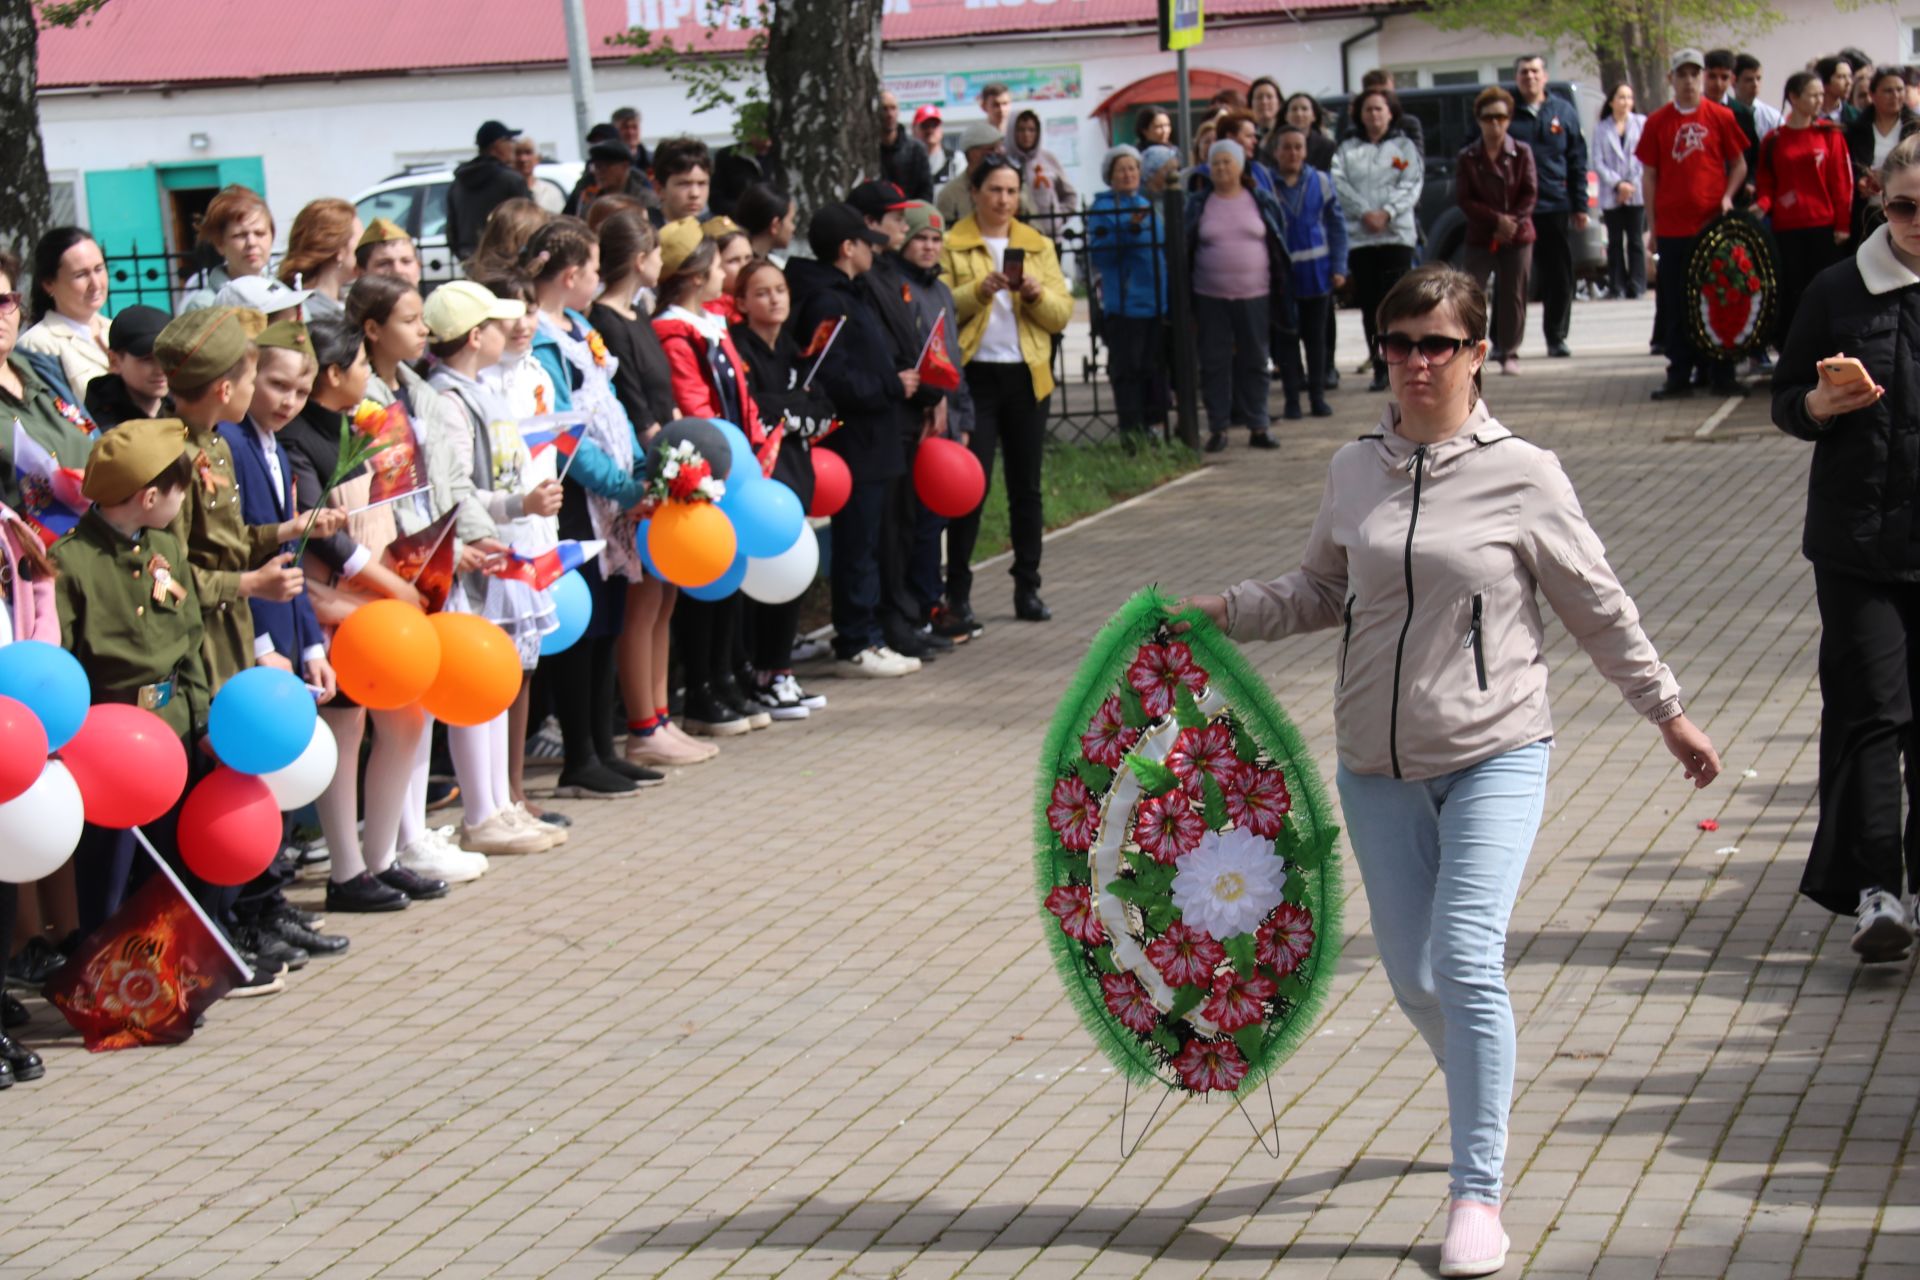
[
  {"left": 1424, "top": 0, "right": 1779, "bottom": 49},
  {"left": 1126, "top": 755, "right": 1178, "bottom": 797},
  {"left": 1199, "top": 773, "right": 1229, "bottom": 831},
  {"left": 291, "top": 419, "right": 394, "bottom": 565},
  {"left": 1222, "top": 932, "right": 1258, "bottom": 978},
  {"left": 1173, "top": 685, "right": 1207, "bottom": 730},
  {"left": 607, "top": 2, "right": 770, "bottom": 143},
  {"left": 36, "top": 0, "right": 112, "bottom": 27}
]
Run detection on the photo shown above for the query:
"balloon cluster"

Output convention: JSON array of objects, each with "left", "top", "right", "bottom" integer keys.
[{"left": 637, "top": 419, "right": 820, "bottom": 605}]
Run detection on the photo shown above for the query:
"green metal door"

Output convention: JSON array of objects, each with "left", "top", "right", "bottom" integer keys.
[{"left": 84, "top": 168, "right": 168, "bottom": 316}]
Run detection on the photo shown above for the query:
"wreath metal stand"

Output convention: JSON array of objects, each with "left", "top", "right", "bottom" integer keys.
[{"left": 1119, "top": 1071, "right": 1282, "bottom": 1159}]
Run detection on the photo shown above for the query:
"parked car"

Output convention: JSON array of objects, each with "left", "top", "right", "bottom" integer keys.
[
  {"left": 353, "top": 161, "right": 584, "bottom": 281},
  {"left": 1320, "top": 81, "right": 1607, "bottom": 283}
]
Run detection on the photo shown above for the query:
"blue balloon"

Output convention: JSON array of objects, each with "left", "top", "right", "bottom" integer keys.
[
  {"left": 722, "top": 473, "right": 806, "bottom": 559},
  {"left": 208, "top": 665, "right": 317, "bottom": 775},
  {"left": 711, "top": 419, "right": 752, "bottom": 471},
  {"left": 0, "top": 639, "right": 89, "bottom": 751},
  {"left": 681, "top": 553, "right": 747, "bottom": 602},
  {"left": 635, "top": 519, "right": 661, "bottom": 578},
  {"left": 541, "top": 570, "right": 593, "bottom": 655}
]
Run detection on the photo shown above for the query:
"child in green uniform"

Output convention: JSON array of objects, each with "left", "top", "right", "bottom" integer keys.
[
  {"left": 53, "top": 420, "right": 213, "bottom": 934},
  {"left": 149, "top": 306, "right": 345, "bottom": 691}
]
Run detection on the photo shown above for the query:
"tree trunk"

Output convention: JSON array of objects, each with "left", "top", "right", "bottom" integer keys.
[
  {"left": 765, "top": 0, "right": 883, "bottom": 241},
  {"left": 0, "top": 0, "right": 53, "bottom": 261}
]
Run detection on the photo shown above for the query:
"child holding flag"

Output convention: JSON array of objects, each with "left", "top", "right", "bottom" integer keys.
[{"left": 425, "top": 281, "right": 568, "bottom": 855}]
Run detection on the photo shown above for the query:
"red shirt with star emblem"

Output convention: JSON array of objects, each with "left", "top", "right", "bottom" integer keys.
[{"left": 1636, "top": 98, "right": 1749, "bottom": 238}]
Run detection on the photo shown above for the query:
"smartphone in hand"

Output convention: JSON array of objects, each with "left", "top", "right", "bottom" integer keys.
[
  {"left": 1818, "top": 355, "right": 1869, "bottom": 385},
  {"left": 1003, "top": 247, "right": 1026, "bottom": 288}
]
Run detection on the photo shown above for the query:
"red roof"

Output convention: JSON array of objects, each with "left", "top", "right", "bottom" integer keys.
[{"left": 38, "top": 0, "right": 1380, "bottom": 89}]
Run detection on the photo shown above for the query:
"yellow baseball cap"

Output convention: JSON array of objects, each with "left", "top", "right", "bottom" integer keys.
[
  {"left": 82, "top": 418, "right": 191, "bottom": 505},
  {"left": 422, "top": 280, "right": 525, "bottom": 342}
]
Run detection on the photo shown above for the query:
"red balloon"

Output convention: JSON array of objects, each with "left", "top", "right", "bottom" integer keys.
[
  {"left": 914, "top": 436, "right": 987, "bottom": 519},
  {"left": 178, "top": 768, "right": 281, "bottom": 886},
  {"left": 0, "top": 694, "right": 48, "bottom": 805},
  {"left": 61, "top": 704, "right": 188, "bottom": 828},
  {"left": 809, "top": 447, "right": 851, "bottom": 518}
]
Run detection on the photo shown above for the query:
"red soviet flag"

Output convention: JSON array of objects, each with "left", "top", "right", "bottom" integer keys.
[
  {"left": 45, "top": 833, "right": 248, "bottom": 1051},
  {"left": 915, "top": 314, "right": 962, "bottom": 392}
]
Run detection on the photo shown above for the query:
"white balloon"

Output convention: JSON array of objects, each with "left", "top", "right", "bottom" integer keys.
[
  {"left": 261, "top": 717, "right": 339, "bottom": 811},
  {"left": 0, "top": 761, "right": 84, "bottom": 883},
  {"left": 741, "top": 523, "right": 820, "bottom": 604}
]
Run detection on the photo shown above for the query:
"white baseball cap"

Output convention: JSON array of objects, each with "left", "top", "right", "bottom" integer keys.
[
  {"left": 1670, "top": 48, "right": 1706, "bottom": 73},
  {"left": 214, "top": 275, "right": 312, "bottom": 314}
]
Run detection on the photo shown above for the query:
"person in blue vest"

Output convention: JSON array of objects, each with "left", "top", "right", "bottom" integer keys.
[
  {"left": 1269, "top": 127, "right": 1349, "bottom": 420},
  {"left": 1088, "top": 144, "right": 1170, "bottom": 439}
]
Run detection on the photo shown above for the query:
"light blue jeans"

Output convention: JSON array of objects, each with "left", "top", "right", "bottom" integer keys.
[{"left": 1336, "top": 740, "right": 1551, "bottom": 1204}]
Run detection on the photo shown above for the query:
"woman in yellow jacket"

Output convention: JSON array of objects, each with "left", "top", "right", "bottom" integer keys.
[{"left": 938, "top": 154, "right": 1073, "bottom": 628}]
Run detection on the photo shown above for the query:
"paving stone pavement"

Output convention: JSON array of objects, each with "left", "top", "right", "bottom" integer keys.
[{"left": 7, "top": 301, "right": 1918, "bottom": 1279}]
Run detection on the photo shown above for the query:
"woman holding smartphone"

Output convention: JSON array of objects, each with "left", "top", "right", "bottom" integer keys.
[{"left": 1773, "top": 131, "right": 1920, "bottom": 963}]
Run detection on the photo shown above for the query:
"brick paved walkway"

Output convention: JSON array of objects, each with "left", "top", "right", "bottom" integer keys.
[{"left": 7, "top": 302, "right": 1917, "bottom": 1279}]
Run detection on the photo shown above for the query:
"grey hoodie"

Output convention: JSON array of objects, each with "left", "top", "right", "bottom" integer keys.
[{"left": 1223, "top": 401, "right": 1682, "bottom": 780}]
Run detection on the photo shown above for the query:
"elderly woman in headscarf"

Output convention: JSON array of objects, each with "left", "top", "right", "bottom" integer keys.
[{"left": 1006, "top": 108, "right": 1080, "bottom": 229}]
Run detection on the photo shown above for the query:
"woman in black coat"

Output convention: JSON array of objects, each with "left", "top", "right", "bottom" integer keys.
[{"left": 1773, "top": 131, "right": 1920, "bottom": 962}]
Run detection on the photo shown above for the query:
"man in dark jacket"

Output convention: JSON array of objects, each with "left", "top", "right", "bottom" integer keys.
[
  {"left": 1507, "top": 57, "right": 1588, "bottom": 358},
  {"left": 784, "top": 204, "right": 921, "bottom": 677},
  {"left": 446, "top": 120, "right": 532, "bottom": 261},
  {"left": 712, "top": 110, "right": 789, "bottom": 218},
  {"left": 878, "top": 91, "right": 934, "bottom": 202}
]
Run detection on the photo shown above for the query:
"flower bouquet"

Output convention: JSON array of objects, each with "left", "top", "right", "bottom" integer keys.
[{"left": 1037, "top": 587, "right": 1340, "bottom": 1098}]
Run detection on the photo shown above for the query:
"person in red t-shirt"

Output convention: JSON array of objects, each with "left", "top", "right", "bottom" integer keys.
[
  {"left": 1757, "top": 70, "right": 1854, "bottom": 346},
  {"left": 1637, "top": 47, "right": 1751, "bottom": 398}
]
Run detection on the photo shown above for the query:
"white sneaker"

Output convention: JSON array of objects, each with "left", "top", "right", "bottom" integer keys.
[
  {"left": 774, "top": 673, "right": 825, "bottom": 710},
  {"left": 1852, "top": 887, "right": 1913, "bottom": 962},
  {"left": 838, "top": 646, "right": 916, "bottom": 678},
  {"left": 504, "top": 803, "right": 566, "bottom": 847},
  {"left": 458, "top": 813, "right": 552, "bottom": 856},
  {"left": 399, "top": 835, "right": 487, "bottom": 883}
]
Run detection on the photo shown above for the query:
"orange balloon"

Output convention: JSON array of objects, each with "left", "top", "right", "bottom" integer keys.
[
  {"left": 331, "top": 600, "right": 442, "bottom": 709},
  {"left": 648, "top": 501, "right": 738, "bottom": 588},
  {"left": 419, "top": 613, "right": 522, "bottom": 726}
]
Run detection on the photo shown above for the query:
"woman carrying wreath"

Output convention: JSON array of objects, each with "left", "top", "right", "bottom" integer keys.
[{"left": 1187, "top": 265, "right": 1719, "bottom": 1278}]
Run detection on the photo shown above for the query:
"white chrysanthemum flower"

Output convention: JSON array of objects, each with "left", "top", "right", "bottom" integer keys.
[{"left": 1171, "top": 826, "right": 1287, "bottom": 940}]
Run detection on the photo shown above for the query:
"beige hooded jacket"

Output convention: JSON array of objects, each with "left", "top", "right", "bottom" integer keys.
[{"left": 1223, "top": 401, "right": 1683, "bottom": 780}]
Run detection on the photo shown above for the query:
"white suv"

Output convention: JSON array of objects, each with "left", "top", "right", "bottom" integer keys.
[{"left": 353, "top": 161, "right": 583, "bottom": 280}]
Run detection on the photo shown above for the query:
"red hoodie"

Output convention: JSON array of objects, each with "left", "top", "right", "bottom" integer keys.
[{"left": 1757, "top": 120, "right": 1852, "bottom": 234}]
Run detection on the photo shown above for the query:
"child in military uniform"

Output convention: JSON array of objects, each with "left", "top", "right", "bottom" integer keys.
[
  {"left": 52, "top": 421, "right": 213, "bottom": 934},
  {"left": 151, "top": 306, "right": 345, "bottom": 691}
]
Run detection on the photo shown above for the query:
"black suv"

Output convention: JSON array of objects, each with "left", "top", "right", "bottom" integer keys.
[{"left": 1320, "top": 82, "right": 1607, "bottom": 281}]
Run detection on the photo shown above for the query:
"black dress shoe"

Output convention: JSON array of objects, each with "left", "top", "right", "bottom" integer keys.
[
  {"left": 378, "top": 865, "right": 449, "bottom": 901},
  {"left": 266, "top": 908, "right": 349, "bottom": 957},
  {"left": 6, "top": 936, "right": 65, "bottom": 989},
  {"left": 1014, "top": 590, "right": 1052, "bottom": 622},
  {"left": 0, "top": 1060, "right": 12, "bottom": 1089},
  {"left": 1248, "top": 432, "right": 1280, "bottom": 450},
  {"left": 326, "top": 872, "right": 410, "bottom": 913},
  {"left": 1547, "top": 342, "right": 1572, "bottom": 358},
  {"left": 0, "top": 1033, "right": 45, "bottom": 1082},
  {"left": 1367, "top": 371, "right": 1391, "bottom": 392},
  {"left": 1310, "top": 401, "right": 1335, "bottom": 418},
  {"left": 1650, "top": 382, "right": 1693, "bottom": 401},
  {"left": 1204, "top": 433, "right": 1228, "bottom": 453},
  {"left": 235, "top": 926, "right": 307, "bottom": 973},
  {"left": 2, "top": 993, "right": 29, "bottom": 1029},
  {"left": 1323, "top": 368, "right": 1341, "bottom": 390}
]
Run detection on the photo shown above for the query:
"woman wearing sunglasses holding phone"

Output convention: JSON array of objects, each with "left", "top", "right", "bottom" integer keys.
[
  {"left": 1774, "top": 131, "right": 1920, "bottom": 962},
  {"left": 1187, "top": 264, "right": 1719, "bottom": 1277}
]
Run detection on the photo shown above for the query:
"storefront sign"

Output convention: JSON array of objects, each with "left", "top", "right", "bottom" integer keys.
[{"left": 946, "top": 64, "right": 1083, "bottom": 107}]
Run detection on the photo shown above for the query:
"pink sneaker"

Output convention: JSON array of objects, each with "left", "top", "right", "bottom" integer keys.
[{"left": 1439, "top": 1200, "right": 1508, "bottom": 1277}]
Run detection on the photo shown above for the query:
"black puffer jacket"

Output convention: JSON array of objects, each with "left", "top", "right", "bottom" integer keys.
[
  {"left": 1773, "top": 224, "right": 1920, "bottom": 581},
  {"left": 446, "top": 155, "right": 530, "bottom": 260}
]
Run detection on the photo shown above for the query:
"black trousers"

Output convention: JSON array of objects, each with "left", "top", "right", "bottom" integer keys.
[
  {"left": 750, "top": 599, "right": 802, "bottom": 672},
  {"left": 830, "top": 477, "right": 888, "bottom": 657},
  {"left": 1275, "top": 294, "right": 1331, "bottom": 410},
  {"left": 1531, "top": 209, "right": 1575, "bottom": 345},
  {"left": 880, "top": 430, "right": 928, "bottom": 639},
  {"left": 1655, "top": 235, "right": 1734, "bottom": 390},
  {"left": 552, "top": 632, "right": 617, "bottom": 763},
  {"left": 1603, "top": 206, "right": 1646, "bottom": 298},
  {"left": 1103, "top": 314, "right": 1169, "bottom": 433},
  {"left": 674, "top": 594, "right": 743, "bottom": 690},
  {"left": 947, "top": 362, "right": 1045, "bottom": 604},
  {"left": 1350, "top": 245, "right": 1416, "bottom": 375},
  {"left": 1774, "top": 227, "right": 1840, "bottom": 349},
  {"left": 1804, "top": 567, "right": 1920, "bottom": 913}
]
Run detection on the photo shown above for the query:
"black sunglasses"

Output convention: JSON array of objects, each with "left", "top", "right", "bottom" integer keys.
[
  {"left": 0, "top": 292, "right": 18, "bottom": 315},
  {"left": 1886, "top": 197, "right": 1920, "bottom": 223},
  {"left": 1376, "top": 332, "right": 1473, "bottom": 366}
]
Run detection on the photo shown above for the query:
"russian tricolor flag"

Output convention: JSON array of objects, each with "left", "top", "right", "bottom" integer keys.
[
  {"left": 13, "top": 421, "right": 89, "bottom": 545},
  {"left": 519, "top": 414, "right": 589, "bottom": 460},
  {"left": 486, "top": 539, "right": 603, "bottom": 591}
]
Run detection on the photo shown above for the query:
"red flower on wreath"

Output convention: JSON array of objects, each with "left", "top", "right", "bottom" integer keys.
[
  {"left": 1081, "top": 694, "right": 1141, "bottom": 768},
  {"left": 1146, "top": 920, "right": 1226, "bottom": 987},
  {"left": 1045, "top": 884, "right": 1106, "bottom": 944},
  {"left": 1135, "top": 790, "right": 1206, "bottom": 864},
  {"left": 1225, "top": 766, "right": 1292, "bottom": 838},
  {"left": 668, "top": 457, "right": 713, "bottom": 501},
  {"left": 1046, "top": 776, "right": 1100, "bottom": 852},
  {"left": 1167, "top": 721, "right": 1240, "bottom": 786},
  {"left": 1201, "top": 968, "right": 1277, "bottom": 1032},
  {"left": 1171, "top": 1036, "right": 1249, "bottom": 1092},
  {"left": 1127, "top": 641, "right": 1206, "bottom": 718},
  {"left": 1256, "top": 902, "right": 1316, "bottom": 978},
  {"left": 1100, "top": 972, "right": 1160, "bottom": 1035}
]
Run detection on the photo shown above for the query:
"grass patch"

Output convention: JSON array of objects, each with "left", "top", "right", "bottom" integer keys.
[{"left": 972, "top": 437, "right": 1201, "bottom": 562}]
